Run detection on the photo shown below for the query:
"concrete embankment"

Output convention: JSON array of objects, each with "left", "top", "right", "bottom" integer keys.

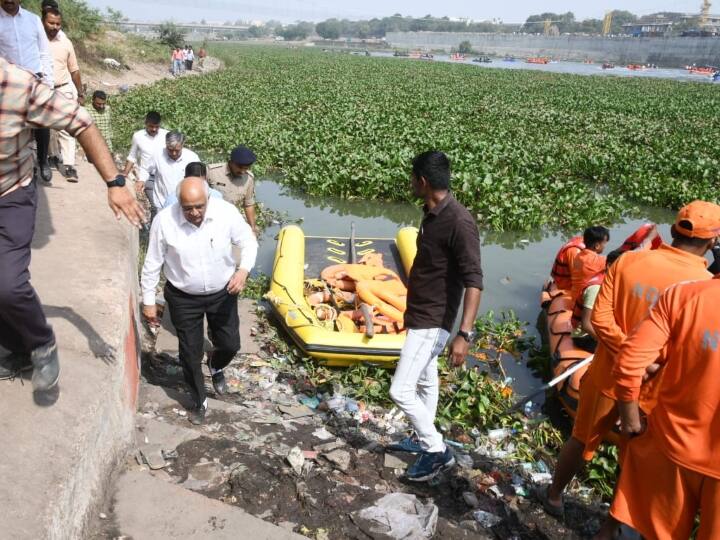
[
  {"left": 387, "top": 32, "right": 720, "bottom": 67},
  {"left": 0, "top": 162, "right": 140, "bottom": 539}
]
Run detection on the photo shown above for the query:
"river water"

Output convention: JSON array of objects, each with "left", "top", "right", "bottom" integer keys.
[
  {"left": 371, "top": 51, "right": 719, "bottom": 83},
  {"left": 253, "top": 179, "right": 680, "bottom": 396}
]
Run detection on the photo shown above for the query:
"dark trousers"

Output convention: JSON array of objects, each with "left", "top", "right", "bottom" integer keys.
[
  {"left": 34, "top": 128, "right": 50, "bottom": 165},
  {"left": 164, "top": 282, "right": 240, "bottom": 407},
  {"left": 0, "top": 181, "right": 55, "bottom": 354}
]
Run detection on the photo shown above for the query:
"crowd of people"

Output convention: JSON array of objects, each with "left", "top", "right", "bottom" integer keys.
[
  {"left": 171, "top": 45, "right": 206, "bottom": 76},
  {"left": 0, "top": 1, "right": 718, "bottom": 538},
  {"left": 540, "top": 206, "right": 720, "bottom": 539}
]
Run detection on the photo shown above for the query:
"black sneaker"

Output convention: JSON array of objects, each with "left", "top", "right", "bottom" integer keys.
[
  {"left": 211, "top": 371, "right": 227, "bottom": 396},
  {"left": 30, "top": 342, "right": 60, "bottom": 392},
  {"left": 188, "top": 405, "right": 207, "bottom": 425},
  {"left": 65, "top": 166, "right": 79, "bottom": 182},
  {"left": 405, "top": 446, "right": 455, "bottom": 482},
  {"left": 0, "top": 353, "right": 32, "bottom": 380}
]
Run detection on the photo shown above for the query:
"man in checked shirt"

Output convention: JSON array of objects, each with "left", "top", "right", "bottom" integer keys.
[{"left": 0, "top": 57, "right": 145, "bottom": 393}]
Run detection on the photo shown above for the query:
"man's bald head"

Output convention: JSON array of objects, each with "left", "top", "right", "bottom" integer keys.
[{"left": 178, "top": 177, "right": 209, "bottom": 226}]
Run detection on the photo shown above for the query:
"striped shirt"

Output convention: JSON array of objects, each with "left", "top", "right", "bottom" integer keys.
[
  {"left": 0, "top": 57, "right": 91, "bottom": 195},
  {"left": 87, "top": 105, "right": 113, "bottom": 151}
]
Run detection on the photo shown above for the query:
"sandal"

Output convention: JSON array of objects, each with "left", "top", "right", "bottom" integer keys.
[{"left": 534, "top": 484, "right": 565, "bottom": 521}]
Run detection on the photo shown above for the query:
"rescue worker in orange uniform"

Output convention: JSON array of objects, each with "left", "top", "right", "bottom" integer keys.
[
  {"left": 538, "top": 201, "right": 720, "bottom": 533},
  {"left": 608, "top": 274, "right": 720, "bottom": 540},
  {"left": 569, "top": 226, "right": 609, "bottom": 304}
]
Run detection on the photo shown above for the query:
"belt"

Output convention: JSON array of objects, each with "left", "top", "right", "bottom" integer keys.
[{"left": 54, "top": 82, "right": 69, "bottom": 89}]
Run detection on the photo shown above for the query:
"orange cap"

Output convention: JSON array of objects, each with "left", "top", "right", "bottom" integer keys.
[{"left": 674, "top": 200, "right": 720, "bottom": 239}]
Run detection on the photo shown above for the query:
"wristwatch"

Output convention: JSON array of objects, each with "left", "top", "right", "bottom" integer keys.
[
  {"left": 457, "top": 329, "right": 477, "bottom": 343},
  {"left": 106, "top": 174, "right": 126, "bottom": 188}
]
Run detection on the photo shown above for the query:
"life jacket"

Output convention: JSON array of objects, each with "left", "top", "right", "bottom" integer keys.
[
  {"left": 571, "top": 271, "right": 605, "bottom": 328},
  {"left": 618, "top": 223, "right": 662, "bottom": 253},
  {"left": 571, "top": 249, "right": 607, "bottom": 303},
  {"left": 552, "top": 236, "right": 585, "bottom": 291}
]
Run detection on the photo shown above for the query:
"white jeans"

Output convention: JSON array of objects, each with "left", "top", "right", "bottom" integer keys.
[{"left": 390, "top": 327, "right": 450, "bottom": 453}]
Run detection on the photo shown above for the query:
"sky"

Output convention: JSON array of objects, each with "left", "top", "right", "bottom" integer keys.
[{"left": 85, "top": 0, "right": 703, "bottom": 24}]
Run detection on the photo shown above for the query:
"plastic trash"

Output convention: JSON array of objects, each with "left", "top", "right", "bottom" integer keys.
[
  {"left": 472, "top": 510, "right": 502, "bottom": 528},
  {"left": 488, "top": 428, "right": 511, "bottom": 441},
  {"left": 300, "top": 396, "right": 320, "bottom": 409},
  {"left": 353, "top": 493, "right": 438, "bottom": 539},
  {"left": 345, "top": 398, "right": 359, "bottom": 413}
]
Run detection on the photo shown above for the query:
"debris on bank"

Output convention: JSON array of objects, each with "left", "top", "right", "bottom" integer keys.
[{"left": 133, "top": 298, "right": 611, "bottom": 539}]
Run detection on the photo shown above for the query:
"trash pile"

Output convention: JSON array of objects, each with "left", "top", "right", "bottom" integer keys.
[{"left": 136, "top": 301, "right": 611, "bottom": 539}]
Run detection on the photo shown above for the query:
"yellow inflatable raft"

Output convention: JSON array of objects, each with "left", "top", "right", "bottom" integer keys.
[{"left": 266, "top": 225, "right": 418, "bottom": 367}]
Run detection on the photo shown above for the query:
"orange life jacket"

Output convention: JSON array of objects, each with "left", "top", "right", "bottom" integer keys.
[
  {"left": 618, "top": 223, "right": 662, "bottom": 253},
  {"left": 571, "top": 271, "right": 605, "bottom": 328},
  {"left": 571, "top": 249, "right": 607, "bottom": 303},
  {"left": 552, "top": 236, "right": 585, "bottom": 290}
]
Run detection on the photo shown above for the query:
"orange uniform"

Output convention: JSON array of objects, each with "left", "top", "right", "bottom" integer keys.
[
  {"left": 610, "top": 277, "right": 720, "bottom": 540},
  {"left": 551, "top": 236, "right": 584, "bottom": 291},
  {"left": 570, "top": 248, "right": 606, "bottom": 305},
  {"left": 571, "top": 244, "right": 710, "bottom": 459}
]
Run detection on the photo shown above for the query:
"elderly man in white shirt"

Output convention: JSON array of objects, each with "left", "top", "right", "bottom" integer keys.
[
  {"left": 147, "top": 130, "right": 199, "bottom": 212},
  {"left": 122, "top": 111, "right": 169, "bottom": 207},
  {"left": 140, "top": 176, "right": 258, "bottom": 424},
  {"left": 0, "top": 0, "right": 55, "bottom": 183}
]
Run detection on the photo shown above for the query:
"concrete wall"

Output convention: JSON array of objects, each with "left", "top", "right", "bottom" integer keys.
[
  {"left": 0, "top": 167, "right": 141, "bottom": 540},
  {"left": 386, "top": 32, "right": 720, "bottom": 67}
]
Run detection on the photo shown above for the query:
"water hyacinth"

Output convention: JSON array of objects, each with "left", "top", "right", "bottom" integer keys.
[{"left": 113, "top": 46, "right": 720, "bottom": 231}]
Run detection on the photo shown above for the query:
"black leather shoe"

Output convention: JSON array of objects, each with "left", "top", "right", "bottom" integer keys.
[
  {"left": 65, "top": 166, "right": 79, "bottom": 182},
  {"left": 188, "top": 405, "right": 207, "bottom": 425},
  {"left": 31, "top": 342, "right": 60, "bottom": 392},
  {"left": 212, "top": 371, "right": 227, "bottom": 396},
  {"left": 0, "top": 353, "right": 32, "bottom": 380},
  {"left": 39, "top": 162, "right": 53, "bottom": 183}
]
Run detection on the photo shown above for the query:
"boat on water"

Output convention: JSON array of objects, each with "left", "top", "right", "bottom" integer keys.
[
  {"left": 472, "top": 56, "right": 492, "bottom": 63},
  {"left": 527, "top": 57, "right": 550, "bottom": 64},
  {"left": 392, "top": 51, "right": 409, "bottom": 57},
  {"left": 266, "top": 225, "right": 418, "bottom": 367},
  {"left": 450, "top": 53, "right": 466, "bottom": 61},
  {"left": 686, "top": 65, "right": 718, "bottom": 76},
  {"left": 503, "top": 55, "right": 517, "bottom": 62},
  {"left": 601, "top": 63, "right": 615, "bottom": 70},
  {"left": 626, "top": 64, "right": 645, "bottom": 70},
  {"left": 420, "top": 53, "right": 434, "bottom": 60},
  {"left": 539, "top": 224, "right": 661, "bottom": 439}
]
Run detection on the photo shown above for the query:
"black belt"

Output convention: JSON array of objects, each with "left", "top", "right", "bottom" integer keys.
[{"left": 54, "top": 82, "right": 69, "bottom": 89}]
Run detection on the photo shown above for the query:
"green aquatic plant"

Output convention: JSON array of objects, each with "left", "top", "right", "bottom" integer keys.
[{"left": 113, "top": 46, "right": 720, "bottom": 231}]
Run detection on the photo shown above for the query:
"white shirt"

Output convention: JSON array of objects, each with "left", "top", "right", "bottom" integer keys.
[
  {"left": 126, "top": 128, "right": 169, "bottom": 181},
  {"left": 147, "top": 147, "right": 199, "bottom": 208},
  {"left": 0, "top": 7, "right": 54, "bottom": 87},
  {"left": 187, "top": 50, "right": 194, "bottom": 61},
  {"left": 141, "top": 197, "right": 258, "bottom": 305}
]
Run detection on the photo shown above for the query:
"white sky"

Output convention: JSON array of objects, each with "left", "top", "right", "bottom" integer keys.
[{"left": 86, "top": 0, "right": 704, "bottom": 23}]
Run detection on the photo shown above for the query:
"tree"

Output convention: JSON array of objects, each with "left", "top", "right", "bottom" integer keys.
[
  {"left": 157, "top": 22, "right": 186, "bottom": 48},
  {"left": 316, "top": 19, "right": 341, "bottom": 39},
  {"left": 248, "top": 25, "right": 268, "bottom": 38},
  {"left": 105, "top": 7, "right": 127, "bottom": 25},
  {"left": 279, "top": 23, "right": 313, "bottom": 41},
  {"left": 457, "top": 40, "right": 473, "bottom": 54}
]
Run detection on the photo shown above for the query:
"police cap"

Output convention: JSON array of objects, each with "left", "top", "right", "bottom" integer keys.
[{"left": 229, "top": 146, "right": 257, "bottom": 166}]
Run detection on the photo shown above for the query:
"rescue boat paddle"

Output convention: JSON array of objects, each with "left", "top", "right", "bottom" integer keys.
[{"left": 504, "top": 354, "right": 594, "bottom": 414}]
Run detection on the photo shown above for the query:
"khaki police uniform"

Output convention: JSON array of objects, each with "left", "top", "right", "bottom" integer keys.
[{"left": 207, "top": 163, "right": 255, "bottom": 208}]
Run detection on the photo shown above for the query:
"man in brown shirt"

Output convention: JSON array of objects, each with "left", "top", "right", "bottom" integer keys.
[
  {"left": 0, "top": 57, "right": 145, "bottom": 393},
  {"left": 387, "top": 150, "right": 483, "bottom": 482},
  {"left": 43, "top": 5, "right": 84, "bottom": 181}
]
